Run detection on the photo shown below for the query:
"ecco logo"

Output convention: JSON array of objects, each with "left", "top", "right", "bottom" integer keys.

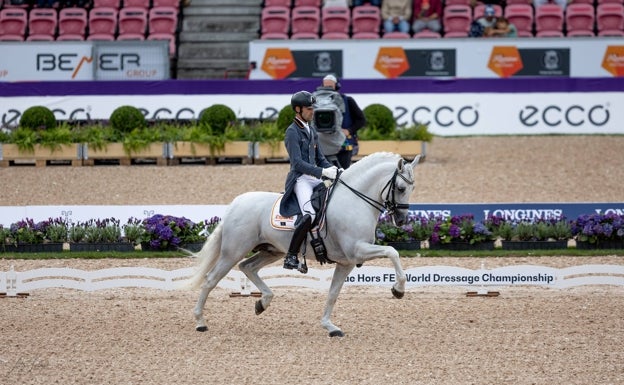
[
  {"left": 396, "top": 105, "right": 479, "bottom": 127},
  {"left": 519, "top": 105, "right": 610, "bottom": 127}
]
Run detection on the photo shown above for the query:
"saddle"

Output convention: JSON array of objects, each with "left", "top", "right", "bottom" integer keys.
[{"left": 270, "top": 181, "right": 334, "bottom": 265}]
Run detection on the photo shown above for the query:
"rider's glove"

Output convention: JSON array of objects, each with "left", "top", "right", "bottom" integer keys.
[{"left": 322, "top": 166, "right": 338, "bottom": 180}]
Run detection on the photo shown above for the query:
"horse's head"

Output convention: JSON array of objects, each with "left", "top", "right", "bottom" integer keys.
[{"left": 382, "top": 155, "right": 421, "bottom": 226}]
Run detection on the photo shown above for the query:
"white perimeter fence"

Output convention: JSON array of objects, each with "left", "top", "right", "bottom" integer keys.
[{"left": 1, "top": 264, "right": 624, "bottom": 297}]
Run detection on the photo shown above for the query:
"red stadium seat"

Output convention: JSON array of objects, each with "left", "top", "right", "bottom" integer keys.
[
  {"left": 321, "top": 31, "right": 349, "bottom": 39},
  {"left": 291, "top": 6, "right": 320, "bottom": 34},
  {"left": 504, "top": 4, "right": 534, "bottom": 35},
  {"left": 28, "top": 8, "right": 58, "bottom": 39},
  {"left": 598, "top": 28, "right": 624, "bottom": 35},
  {"left": 58, "top": 7, "right": 87, "bottom": 39},
  {"left": 382, "top": 31, "right": 410, "bottom": 38},
  {"left": 535, "top": 4, "right": 564, "bottom": 33},
  {"left": 291, "top": 31, "right": 319, "bottom": 38},
  {"left": 351, "top": 4, "right": 380, "bottom": 34},
  {"left": 87, "top": 32, "right": 116, "bottom": 40},
  {"left": 443, "top": 4, "right": 472, "bottom": 35},
  {"left": 566, "top": 29, "right": 595, "bottom": 36},
  {"left": 260, "top": 31, "right": 289, "bottom": 39},
  {"left": 321, "top": 6, "right": 350, "bottom": 34},
  {"left": 596, "top": 3, "right": 624, "bottom": 31},
  {"left": 264, "top": 0, "right": 291, "bottom": 6},
  {"left": 117, "top": 32, "right": 145, "bottom": 40},
  {"left": 118, "top": 6, "right": 148, "bottom": 36},
  {"left": 535, "top": 29, "right": 565, "bottom": 36},
  {"left": 149, "top": 6, "right": 178, "bottom": 35},
  {"left": 92, "top": 0, "right": 121, "bottom": 9},
  {"left": 56, "top": 33, "right": 84, "bottom": 40},
  {"left": 261, "top": 6, "right": 290, "bottom": 35},
  {"left": 565, "top": 3, "right": 595, "bottom": 35},
  {"left": 0, "top": 8, "right": 27, "bottom": 40},
  {"left": 27, "top": 33, "right": 56, "bottom": 41},
  {"left": 413, "top": 29, "right": 441, "bottom": 38},
  {"left": 152, "top": 0, "right": 180, "bottom": 9},
  {"left": 88, "top": 7, "right": 118, "bottom": 37},
  {"left": 294, "top": 0, "right": 320, "bottom": 6},
  {"left": 123, "top": 0, "right": 151, "bottom": 9}
]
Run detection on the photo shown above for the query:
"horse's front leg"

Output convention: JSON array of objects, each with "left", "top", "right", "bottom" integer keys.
[
  {"left": 321, "top": 263, "right": 355, "bottom": 337},
  {"left": 355, "top": 243, "right": 406, "bottom": 299}
]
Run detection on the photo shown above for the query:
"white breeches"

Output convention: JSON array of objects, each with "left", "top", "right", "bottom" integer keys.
[{"left": 294, "top": 174, "right": 322, "bottom": 222}]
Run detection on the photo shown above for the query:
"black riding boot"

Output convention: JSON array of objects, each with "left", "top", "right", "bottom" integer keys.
[{"left": 283, "top": 214, "right": 312, "bottom": 271}]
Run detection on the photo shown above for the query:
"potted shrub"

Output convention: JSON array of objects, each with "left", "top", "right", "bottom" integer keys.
[
  {"left": 3, "top": 217, "right": 66, "bottom": 253},
  {"left": 571, "top": 213, "right": 624, "bottom": 249}
]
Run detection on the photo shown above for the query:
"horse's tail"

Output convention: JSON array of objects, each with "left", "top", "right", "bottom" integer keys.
[{"left": 179, "top": 223, "right": 223, "bottom": 291}]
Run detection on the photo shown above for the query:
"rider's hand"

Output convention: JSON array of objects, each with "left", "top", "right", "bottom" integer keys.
[{"left": 322, "top": 166, "right": 338, "bottom": 180}]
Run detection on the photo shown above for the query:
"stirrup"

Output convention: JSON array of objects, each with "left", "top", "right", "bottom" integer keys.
[{"left": 297, "top": 261, "right": 308, "bottom": 274}]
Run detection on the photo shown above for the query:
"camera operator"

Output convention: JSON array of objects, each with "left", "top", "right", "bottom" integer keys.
[{"left": 313, "top": 75, "right": 366, "bottom": 169}]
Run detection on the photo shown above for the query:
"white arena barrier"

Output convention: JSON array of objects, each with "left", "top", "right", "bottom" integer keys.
[{"left": 1, "top": 264, "right": 624, "bottom": 296}]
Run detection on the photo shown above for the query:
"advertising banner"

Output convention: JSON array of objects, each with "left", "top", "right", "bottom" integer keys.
[{"left": 93, "top": 41, "right": 170, "bottom": 81}]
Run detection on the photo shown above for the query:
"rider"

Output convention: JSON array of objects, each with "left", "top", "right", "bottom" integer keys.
[{"left": 280, "top": 90, "right": 339, "bottom": 272}]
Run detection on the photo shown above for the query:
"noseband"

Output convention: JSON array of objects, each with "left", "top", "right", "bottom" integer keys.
[{"left": 336, "top": 165, "right": 413, "bottom": 216}]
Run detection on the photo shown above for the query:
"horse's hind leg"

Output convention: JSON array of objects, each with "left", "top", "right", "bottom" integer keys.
[
  {"left": 238, "top": 249, "right": 282, "bottom": 315},
  {"left": 193, "top": 257, "right": 242, "bottom": 332}
]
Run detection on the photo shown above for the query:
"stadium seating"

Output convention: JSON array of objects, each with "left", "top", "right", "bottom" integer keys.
[
  {"left": 596, "top": 3, "right": 624, "bottom": 32},
  {"left": 147, "top": 32, "right": 176, "bottom": 57},
  {"left": 443, "top": 4, "right": 472, "bottom": 36},
  {"left": 321, "top": 31, "right": 349, "bottom": 39},
  {"left": 260, "top": 32, "right": 289, "bottom": 39},
  {"left": 87, "top": 33, "right": 116, "bottom": 40},
  {"left": 118, "top": 6, "right": 148, "bottom": 36},
  {"left": 28, "top": 8, "right": 58, "bottom": 39},
  {"left": 565, "top": 3, "right": 595, "bottom": 35},
  {"left": 0, "top": 7, "right": 27, "bottom": 40},
  {"left": 58, "top": 7, "right": 88, "bottom": 40},
  {"left": 321, "top": 6, "right": 350, "bottom": 35},
  {"left": 504, "top": 4, "right": 534, "bottom": 36},
  {"left": 351, "top": 31, "right": 380, "bottom": 38},
  {"left": 382, "top": 31, "right": 410, "bottom": 38},
  {"left": 264, "top": 0, "right": 291, "bottom": 6},
  {"left": 443, "top": 0, "right": 471, "bottom": 5},
  {"left": 351, "top": 4, "right": 381, "bottom": 35},
  {"left": 535, "top": 4, "right": 564, "bottom": 33},
  {"left": 413, "top": 29, "right": 442, "bottom": 38},
  {"left": 290, "top": 5, "right": 320, "bottom": 35},
  {"left": 88, "top": 7, "right": 118, "bottom": 40},
  {"left": 291, "top": 31, "right": 319, "bottom": 38},
  {"left": 149, "top": 6, "right": 178, "bottom": 35},
  {"left": 260, "top": 6, "right": 290, "bottom": 37},
  {"left": 566, "top": 29, "right": 595, "bottom": 36},
  {"left": 27, "top": 34, "right": 56, "bottom": 41},
  {"left": 597, "top": 0, "right": 624, "bottom": 4},
  {"left": 92, "top": 0, "right": 121, "bottom": 9},
  {"left": 117, "top": 32, "right": 145, "bottom": 40},
  {"left": 535, "top": 29, "right": 565, "bottom": 37},
  {"left": 152, "top": 0, "right": 181, "bottom": 8},
  {"left": 294, "top": 0, "right": 320, "bottom": 6},
  {"left": 123, "top": 0, "right": 151, "bottom": 9},
  {"left": 598, "top": 28, "right": 624, "bottom": 35}
]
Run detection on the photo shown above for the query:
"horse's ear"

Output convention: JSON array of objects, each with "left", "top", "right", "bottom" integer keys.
[
  {"left": 397, "top": 159, "right": 405, "bottom": 171},
  {"left": 410, "top": 155, "right": 422, "bottom": 169}
]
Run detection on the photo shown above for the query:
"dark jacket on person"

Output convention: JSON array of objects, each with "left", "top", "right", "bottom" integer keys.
[{"left": 280, "top": 117, "right": 333, "bottom": 217}]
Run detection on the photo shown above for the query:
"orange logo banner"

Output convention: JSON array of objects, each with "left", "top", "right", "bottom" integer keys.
[
  {"left": 488, "top": 46, "right": 523, "bottom": 78},
  {"left": 602, "top": 46, "right": 624, "bottom": 77},
  {"left": 374, "top": 47, "right": 409, "bottom": 78},
  {"left": 261, "top": 48, "right": 296, "bottom": 79}
]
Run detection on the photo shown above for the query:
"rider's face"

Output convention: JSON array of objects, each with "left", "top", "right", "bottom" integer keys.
[{"left": 300, "top": 106, "right": 314, "bottom": 122}]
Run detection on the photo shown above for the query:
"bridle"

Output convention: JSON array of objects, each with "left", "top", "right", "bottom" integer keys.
[{"left": 335, "top": 164, "right": 414, "bottom": 217}]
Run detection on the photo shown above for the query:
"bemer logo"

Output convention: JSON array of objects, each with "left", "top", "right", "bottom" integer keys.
[
  {"left": 98, "top": 53, "right": 141, "bottom": 71},
  {"left": 36, "top": 54, "right": 93, "bottom": 79}
]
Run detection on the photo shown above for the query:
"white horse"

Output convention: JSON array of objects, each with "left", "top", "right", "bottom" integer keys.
[{"left": 186, "top": 152, "right": 421, "bottom": 337}]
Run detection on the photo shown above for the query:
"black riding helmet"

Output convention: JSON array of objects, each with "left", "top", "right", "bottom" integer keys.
[{"left": 291, "top": 91, "right": 316, "bottom": 112}]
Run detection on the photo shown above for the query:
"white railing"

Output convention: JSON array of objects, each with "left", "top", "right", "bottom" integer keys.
[{"left": 1, "top": 264, "right": 623, "bottom": 297}]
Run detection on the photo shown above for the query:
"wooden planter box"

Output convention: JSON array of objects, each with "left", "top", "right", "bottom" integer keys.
[
  {"left": 0, "top": 143, "right": 82, "bottom": 167},
  {"left": 253, "top": 142, "right": 289, "bottom": 164},
  {"left": 169, "top": 141, "right": 253, "bottom": 165},
  {"left": 354, "top": 141, "right": 426, "bottom": 161},
  {"left": 82, "top": 143, "right": 168, "bottom": 166}
]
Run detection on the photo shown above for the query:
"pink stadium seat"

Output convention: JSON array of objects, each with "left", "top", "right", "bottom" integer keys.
[
  {"left": 56, "top": 33, "right": 84, "bottom": 40},
  {"left": 88, "top": 7, "right": 118, "bottom": 37},
  {"left": 321, "top": 6, "right": 350, "bottom": 34},
  {"left": 413, "top": 29, "right": 441, "bottom": 38},
  {"left": 123, "top": 0, "right": 151, "bottom": 9},
  {"left": 58, "top": 7, "right": 87, "bottom": 39},
  {"left": 598, "top": 28, "right": 624, "bottom": 35},
  {"left": 382, "top": 31, "right": 410, "bottom": 38},
  {"left": 92, "top": 0, "right": 121, "bottom": 9},
  {"left": 535, "top": 29, "right": 565, "bottom": 36},
  {"left": 294, "top": 0, "right": 320, "bottom": 6},
  {"left": 444, "top": 0, "right": 471, "bottom": 5},
  {"left": 443, "top": 4, "right": 472, "bottom": 35},
  {"left": 568, "top": 0, "right": 594, "bottom": 4},
  {"left": 351, "top": 4, "right": 381, "bottom": 34},
  {"left": 149, "top": 6, "right": 178, "bottom": 35},
  {"left": 351, "top": 31, "right": 379, "bottom": 38},
  {"left": 118, "top": 6, "right": 148, "bottom": 35},
  {"left": 147, "top": 32, "right": 176, "bottom": 57},
  {"left": 566, "top": 29, "right": 595, "bottom": 36},
  {"left": 505, "top": 0, "right": 534, "bottom": 4},
  {"left": 260, "top": 31, "right": 289, "bottom": 39},
  {"left": 474, "top": 3, "right": 502, "bottom": 19},
  {"left": 27, "top": 34, "right": 56, "bottom": 41},
  {"left": 444, "top": 30, "right": 469, "bottom": 37},
  {"left": 597, "top": 0, "right": 624, "bottom": 4},
  {"left": 291, "top": 31, "right": 319, "bottom": 38},
  {"left": 596, "top": 3, "right": 624, "bottom": 31},
  {"left": 321, "top": 31, "right": 349, "bottom": 39},
  {"left": 504, "top": 4, "right": 534, "bottom": 35},
  {"left": 152, "top": 0, "right": 180, "bottom": 9},
  {"left": 0, "top": 8, "right": 27, "bottom": 40},
  {"left": 565, "top": 3, "right": 595, "bottom": 34},
  {"left": 87, "top": 32, "right": 116, "bottom": 40},
  {"left": 535, "top": 4, "right": 564, "bottom": 33},
  {"left": 291, "top": 5, "right": 320, "bottom": 34},
  {"left": 28, "top": 8, "right": 58, "bottom": 39},
  {"left": 117, "top": 32, "right": 145, "bottom": 40},
  {"left": 261, "top": 6, "right": 290, "bottom": 35}
]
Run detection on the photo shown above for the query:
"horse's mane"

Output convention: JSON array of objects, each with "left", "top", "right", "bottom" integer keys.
[{"left": 343, "top": 152, "right": 402, "bottom": 176}]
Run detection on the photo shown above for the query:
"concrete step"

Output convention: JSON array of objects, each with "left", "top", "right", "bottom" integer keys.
[
  {"left": 178, "top": 42, "right": 249, "bottom": 59},
  {"left": 182, "top": 15, "right": 259, "bottom": 34},
  {"left": 180, "top": 31, "right": 258, "bottom": 42}
]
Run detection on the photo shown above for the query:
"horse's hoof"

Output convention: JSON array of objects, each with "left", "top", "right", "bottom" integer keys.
[
  {"left": 391, "top": 287, "right": 404, "bottom": 299},
  {"left": 196, "top": 326, "right": 208, "bottom": 332},
  {"left": 329, "top": 330, "right": 345, "bottom": 338},
  {"left": 255, "top": 300, "right": 265, "bottom": 315}
]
